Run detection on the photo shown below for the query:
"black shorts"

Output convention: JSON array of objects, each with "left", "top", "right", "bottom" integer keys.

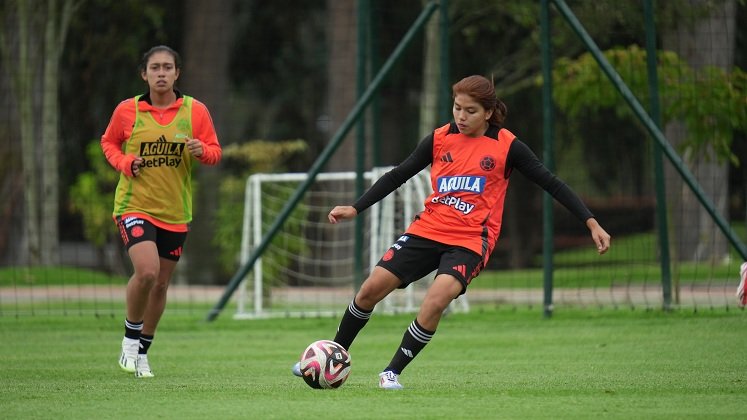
[
  {"left": 376, "top": 234, "right": 484, "bottom": 295},
  {"left": 116, "top": 216, "right": 187, "bottom": 261}
]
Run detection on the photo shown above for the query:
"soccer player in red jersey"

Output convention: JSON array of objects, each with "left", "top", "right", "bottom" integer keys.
[
  {"left": 293, "top": 75, "right": 610, "bottom": 389},
  {"left": 101, "top": 45, "right": 222, "bottom": 378}
]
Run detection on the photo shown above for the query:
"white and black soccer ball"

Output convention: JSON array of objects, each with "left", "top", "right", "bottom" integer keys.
[{"left": 299, "top": 340, "right": 351, "bottom": 389}]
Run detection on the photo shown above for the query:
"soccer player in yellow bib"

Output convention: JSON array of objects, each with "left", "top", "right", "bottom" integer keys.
[{"left": 101, "top": 45, "right": 222, "bottom": 378}]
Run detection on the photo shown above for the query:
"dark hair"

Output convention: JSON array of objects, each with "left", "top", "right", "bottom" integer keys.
[
  {"left": 452, "top": 75, "right": 508, "bottom": 126},
  {"left": 139, "top": 45, "right": 181, "bottom": 73}
]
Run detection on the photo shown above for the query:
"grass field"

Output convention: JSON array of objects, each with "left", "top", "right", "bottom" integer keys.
[{"left": 2, "top": 308, "right": 745, "bottom": 419}]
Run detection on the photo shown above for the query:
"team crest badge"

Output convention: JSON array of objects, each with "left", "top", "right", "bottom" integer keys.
[{"left": 480, "top": 156, "right": 496, "bottom": 171}]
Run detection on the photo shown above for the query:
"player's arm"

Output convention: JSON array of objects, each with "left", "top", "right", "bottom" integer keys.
[
  {"left": 101, "top": 100, "right": 141, "bottom": 177},
  {"left": 329, "top": 134, "right": 433, "bottom": 224},
  {"left": 187, "top": 100, "right": 222, "bottom": 165},
  {"left": 507, "top": 139, "right": 610, "bottom": 254}
]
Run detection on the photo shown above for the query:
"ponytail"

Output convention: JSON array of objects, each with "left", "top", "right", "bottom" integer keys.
[{"left": 489, "top": 99, "right": 508, "bottom": 126}]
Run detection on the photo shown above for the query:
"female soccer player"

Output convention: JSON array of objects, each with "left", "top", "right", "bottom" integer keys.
[
  {"left": 101, "top": 45, "right": 222, "bottom": 378},
  {"left": 293, "top": 75, "right": 610, "bottom": 389}
]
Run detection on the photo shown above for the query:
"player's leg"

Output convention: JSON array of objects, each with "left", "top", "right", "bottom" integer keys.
[
  {"left": 737, "top": 261, "right": 747, "bottom": 307},
  {"left": 120, "top": 239, "right": 160, "bottom": 373},
  {"left": 135, "top": 257, "right": 177, "bottom": 378},
  {"left": 333, "top": 266, "right": 402, "bottom": 350},
  {"left": 292, "top": 267, "right": 402, "bottom": 378},
  {"left": 141, "top": 257, "right": 178, "bottom": 342},
  {"left": 126, "top": 242, "right": 161, "bottom": 320},
  {"left": 136, "top": 229, "right": 186, "bottom": 378},
  {"left": 385, "top": 273, "right": 461, "bottom": 369},
  {"left": 379, "top": 246, "right": 483, "bottom": 389},
  {"left": 334, "top": 234, "right": 441, "bottom": 352},
  {"left": 378, "top": 273, "right": 461, "bottom": 389},
  {"left": 294, "top": 234, "right": 439, "bottom": 379}
]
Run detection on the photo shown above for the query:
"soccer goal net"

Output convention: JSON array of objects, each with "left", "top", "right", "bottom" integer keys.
[{"left": 234, "top": 167, "right": 469, "bottom": 319}]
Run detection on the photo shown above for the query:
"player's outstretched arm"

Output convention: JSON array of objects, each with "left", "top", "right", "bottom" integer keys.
[
  {"left": 586, "top": 218, "right": 611, "bottom": 255},
  {"left": 328, "top": 206, "right": 358, "bottom": 224}
]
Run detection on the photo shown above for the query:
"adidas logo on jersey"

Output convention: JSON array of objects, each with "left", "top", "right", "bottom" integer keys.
[{"left": 440, "top": 152, "right": 453, "bottom": 163}]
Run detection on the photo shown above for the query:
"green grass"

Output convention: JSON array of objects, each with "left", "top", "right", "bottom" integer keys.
[
  {"left": 1, "top": 309, "right": 745, "bottom": 419},
  {"left": 474, "top": 261, "right": 739, "bottom": 288},
  {"left": 548, "top": 226, "right": 745, "bottom": 269},
  {"left": 0, "top": 266, "right": 127, "bottom": 287}
]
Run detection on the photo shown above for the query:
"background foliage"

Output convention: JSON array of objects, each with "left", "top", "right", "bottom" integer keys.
[{"left": 0, "top": 0, "right": 745, "bottom": 285}]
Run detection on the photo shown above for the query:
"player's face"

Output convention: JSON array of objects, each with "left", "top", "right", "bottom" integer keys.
[
  {"left": 141, "top": 51, "right": 179, "bottom": 95},
  {"left": 453, "top": 94, "right": 492, "bottom": 138}
]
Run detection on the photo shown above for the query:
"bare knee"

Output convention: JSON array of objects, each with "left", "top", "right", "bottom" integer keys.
[
  {"left": 354, "top": 285, "right": 381, "bottom": 310},
  {"left": 420, "top": 295, "right": 450, "bottom": 317},
  {"left": 132, "top": 267, "right": 158, "bottom": 288},
  {"left": 354, "top": 268, "right": 401, "bottom": 310},
  {"left": 151, "top": 276, "right": 171, "bottom": 294},
  {"left": 417, "top": 275, "right": 462, "bottom": 329}
]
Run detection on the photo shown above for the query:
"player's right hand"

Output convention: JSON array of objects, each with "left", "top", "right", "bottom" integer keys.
[
  {"left": 328, "top": 206, "right": 358, "bottom": 224},
  {"left": 131, "top": 156, "right": 144, "bottom": 177}
]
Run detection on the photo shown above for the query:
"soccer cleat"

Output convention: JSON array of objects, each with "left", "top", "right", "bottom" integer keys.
[
  {"left": 378, "top": 371, "right": 403, "bottom": 390},
  {"left": 135, "top": 354, "right": 154, "bottom": 378},
  {"left": 291, "top": 361, "right": 302, "bottom": 377},
  {"left": 737, "top": 262, "right": 747, "bottom": 308},
  {"left": 118, "top": 337, "right": 139, "bottom": 373}
]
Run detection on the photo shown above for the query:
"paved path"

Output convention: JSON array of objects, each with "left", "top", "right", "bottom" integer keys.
[{"left": 2, "top": 284, "right": 741, "bottom": 316}]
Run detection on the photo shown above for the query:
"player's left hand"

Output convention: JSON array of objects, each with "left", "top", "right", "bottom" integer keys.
[
  {"left": 586, "top": 218, "right": 611, "bottom": 255},
  {"left": 186, "top": 137, "right": 203, "bottom": 157},
  {"left": 328, "top": 206, "right": 358, "bottom": 224}
]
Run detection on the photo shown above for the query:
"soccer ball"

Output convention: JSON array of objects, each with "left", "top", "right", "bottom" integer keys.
[{"left": 299, "top": 340, "right": 351, "bottom": 389}]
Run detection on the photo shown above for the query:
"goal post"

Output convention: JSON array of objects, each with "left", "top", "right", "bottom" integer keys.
[{"left": 234, "top": 167, "right": 469, "bottom": 319}]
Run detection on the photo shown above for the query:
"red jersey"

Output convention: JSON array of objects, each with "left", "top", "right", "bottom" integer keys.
[
  {"left": 353, "top": 123, "right": 593, "bottom": 266},
  {"left": 406, "top": 123, "right": 515, "bottom": 257}
]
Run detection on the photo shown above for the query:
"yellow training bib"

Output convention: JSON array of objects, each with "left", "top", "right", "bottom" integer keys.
[{"left": 112, "top": 96, "right": 194, "bottom": 225}]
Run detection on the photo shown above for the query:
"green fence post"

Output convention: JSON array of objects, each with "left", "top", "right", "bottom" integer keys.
[
  {"left": 643, "top": 0, "right": 673, "bottom": 310},
  {"left": 439, "top": 0, "right": 450, "bottom": 122},
  {"left": 354, "top": 0, "right": 371, "bottom": 291},
  {"left": 540, "top": 0, "right": 555, "bottom": 318}
]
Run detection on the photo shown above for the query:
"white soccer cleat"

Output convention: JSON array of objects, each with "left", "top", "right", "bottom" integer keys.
[
  {"left": 378, "top": 371, "right": 403, "bottom": 390},
  {"left": 737, "top": 262, "right": 747, "bottom": 308},
  {"left": 291, "top": 361, "right": 302, "bottom": 377},
  {"left": 135, "top": 354, "right": 154, "bottom": 378},
  {"left": 118, "top": 337, "right": 139, "bottom": 373}
]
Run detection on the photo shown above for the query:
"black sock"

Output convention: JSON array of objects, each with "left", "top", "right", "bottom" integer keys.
[
  {"left": 333, "top": 299, "right": 372, "bottom": 350},
  {"left": 384, "top": 319, "right": 435, "bottom": 374},
  {"left": 124, "top": 319, "right": 143, "bottom": 340},
  {"left": 139, "top": 334, "right": 154, "bottom": 355}
]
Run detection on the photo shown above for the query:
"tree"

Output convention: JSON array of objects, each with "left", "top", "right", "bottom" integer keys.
[
  {"left": 662, "top": 0, "right": 738, "bottom": 262},
  {"left": 418, "top": 0, "right": 441, "bottom": 137},
  {"left": 551, "top": 30, "right": 744, "bottom": 263},
  {"left": 325, "top": 0, "right": 358, "bottom": 172},
  {"left": 0, "top": 0, "right": 79, "bottom": 265},
  {"left": 179, "top": 0, "right": 235, "bottom": 284}
]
